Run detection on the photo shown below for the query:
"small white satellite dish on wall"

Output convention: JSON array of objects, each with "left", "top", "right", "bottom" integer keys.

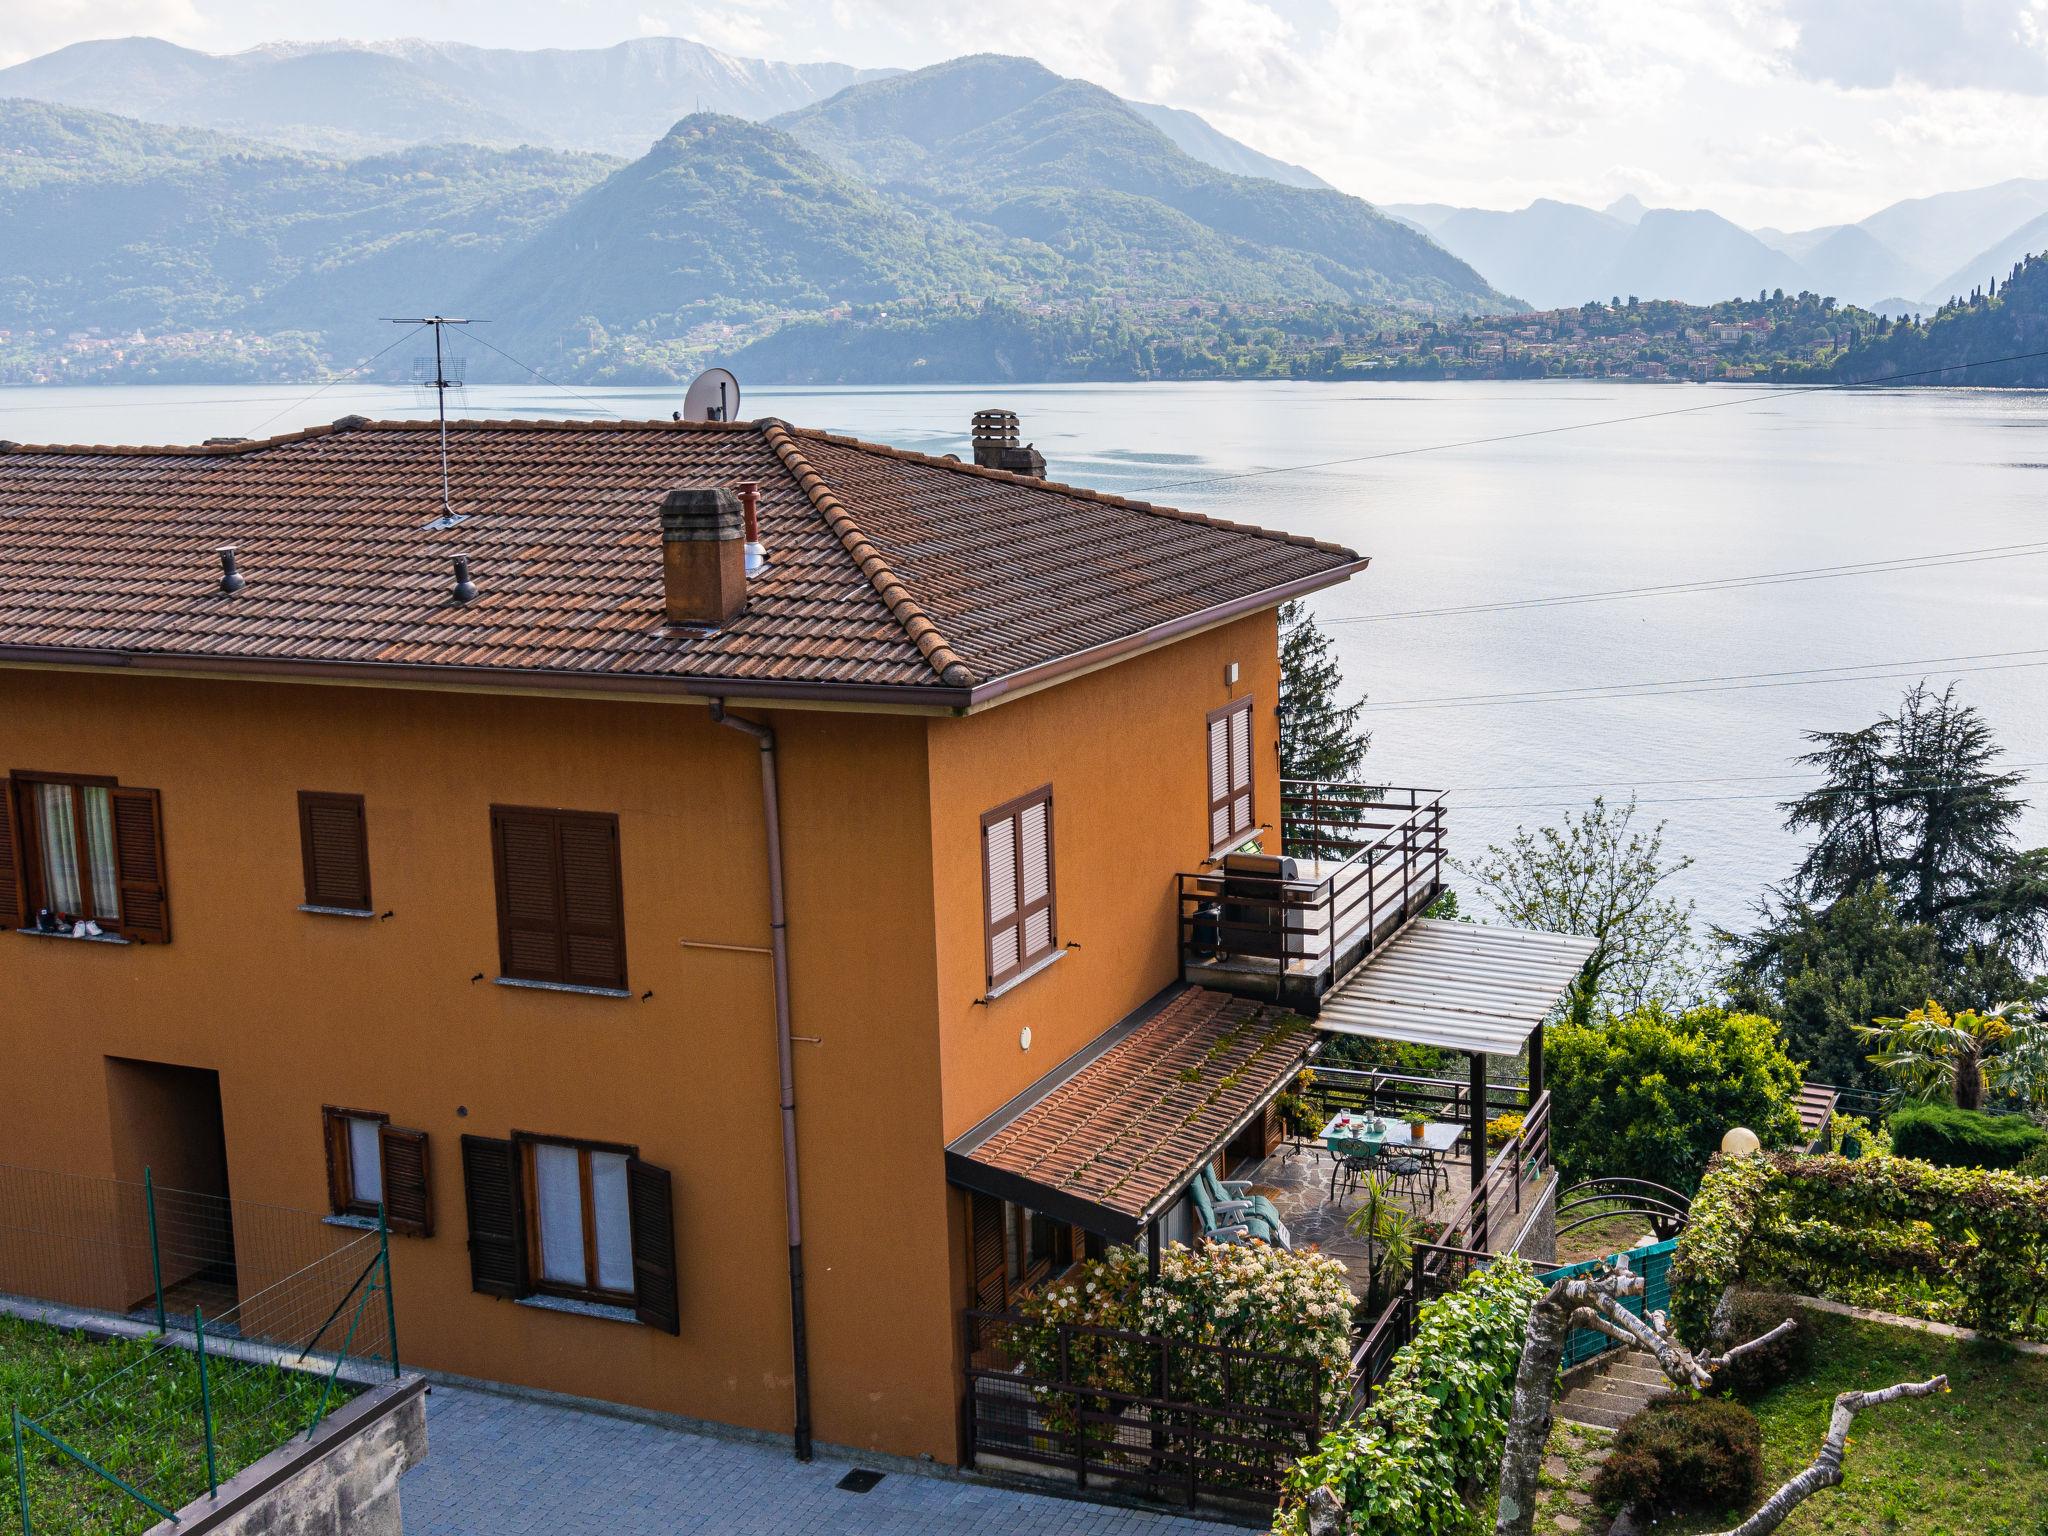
[{"left": 680, "top": 367, "right": 741, "bottom": 423}]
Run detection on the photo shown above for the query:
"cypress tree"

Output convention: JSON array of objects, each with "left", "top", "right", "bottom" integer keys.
[{"left": 1277, "top": 599, "right": 1371, "bottom": 782}]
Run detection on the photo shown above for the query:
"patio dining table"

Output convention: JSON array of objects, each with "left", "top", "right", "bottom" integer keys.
[{"left": 1317, "top": 1111, "right": 1463, "bottom": 1157}]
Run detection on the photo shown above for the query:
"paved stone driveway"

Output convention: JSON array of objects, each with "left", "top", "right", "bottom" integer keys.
[{"left": 402, "top": 1384, "right": 1231, "bottom": 1536}]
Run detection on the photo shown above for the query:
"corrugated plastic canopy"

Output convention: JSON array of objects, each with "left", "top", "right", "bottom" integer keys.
[{"left": 1314, "top": 919, "right": 1598, "bottom": 1057}]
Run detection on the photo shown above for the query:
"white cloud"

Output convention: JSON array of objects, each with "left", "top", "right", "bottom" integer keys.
[
  {"left": 11, "top": 0, "right": 2048, "bottom": 226},
  {"left": 1782, "top": 0, "right": 2048, "bottom": 94}
]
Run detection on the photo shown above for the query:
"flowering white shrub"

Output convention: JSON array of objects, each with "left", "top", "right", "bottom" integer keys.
[{"left": 1008, "top": 1239, "right": 1357, "bottom": 1428}]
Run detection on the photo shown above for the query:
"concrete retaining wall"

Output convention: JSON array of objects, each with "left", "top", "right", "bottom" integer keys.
[{"left": 145, "top": 1375, "right": 427, "bottom": 1536}]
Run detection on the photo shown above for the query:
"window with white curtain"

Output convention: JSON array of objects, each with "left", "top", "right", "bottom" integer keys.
[
  {"left": 29, "top": 780, "right": 121, "bottom": 923},
  {"left": 524, "top": 1137, "right": 636, "bottom": 1303}
]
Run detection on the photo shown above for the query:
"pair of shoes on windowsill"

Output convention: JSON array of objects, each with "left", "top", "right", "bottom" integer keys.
[{"left": 67, "top": 920, "right": 104, "bottom": 938}]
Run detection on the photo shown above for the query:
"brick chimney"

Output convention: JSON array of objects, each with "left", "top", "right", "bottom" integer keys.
[
  {"left": 970, "top": 408, "right": 1046, "bottom": 478},
  {"left": 660, "top": 486, "right": 747, "bottom": 627}
]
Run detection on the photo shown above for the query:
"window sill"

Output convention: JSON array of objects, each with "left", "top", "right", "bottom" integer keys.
[
  {"left": 15, "top": 927, "right": 129, "bottom": 945},
  {"left": 299, "top": 904, "right": 375, "bottom": 919},
  {"left": 321, "top": 1214, "right": 381, "bottom": 1233},
  {"left": 985, "top": 945, "right": 1067, "bottom": 1001},
  {"left": 493, "top": 976, "right": 632, "bottom": 1000},
  {"left": 1205, "top": 826, "right": 1272, "bottom": 864},
  {"left": 515, "top": 1293, "right": 640, "bottom": 1326}
]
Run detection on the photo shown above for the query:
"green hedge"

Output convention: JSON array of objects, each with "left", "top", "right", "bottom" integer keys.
[
  {"left": 1273, "top": 1258, "right": 1543, "bottom": 1535},
  {"left": 1671, "top": 1151, "right": 2048, "bottom": 1342},
  {"left": 1547, "top": 1006, "right": 1805, "bottom": 1194},
  {"left": 1888, "top": 1104, "right": 2048, "bottom": 1169}
]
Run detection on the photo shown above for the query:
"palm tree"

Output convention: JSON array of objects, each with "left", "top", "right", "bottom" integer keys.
[{"left": 1853, "top": 998, "right": 2048, "bottom": 1111}]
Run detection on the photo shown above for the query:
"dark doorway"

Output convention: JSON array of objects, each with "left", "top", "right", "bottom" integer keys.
[{"left": 105, "top": 1058, "right": 237, "bottom": 1318}]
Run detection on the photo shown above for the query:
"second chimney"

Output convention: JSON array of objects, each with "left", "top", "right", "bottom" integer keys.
[
  {"left": 970, "top": 408, "right": 1046, "bottom": 478},
  {"left": 660, "top": 486, "right": 747, "bottom": 627}
]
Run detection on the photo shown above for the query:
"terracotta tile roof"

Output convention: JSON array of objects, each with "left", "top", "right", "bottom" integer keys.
[
  {"left": 947, "top": 987, "right": 1314, "bottom": 1240},
  {"left": 0, "top": 416, "right": 1363, "bottom": 706},
  {"left": 1796, "top": 1081, "right": 1840, "bottom": 1138}
]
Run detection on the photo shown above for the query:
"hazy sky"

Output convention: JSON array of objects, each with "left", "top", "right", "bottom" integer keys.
[{"left": 16, "top": 0, "right": 2048, "bottom": 228}]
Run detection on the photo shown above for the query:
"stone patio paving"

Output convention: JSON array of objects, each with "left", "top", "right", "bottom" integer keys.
[{"left": 1229, "top": 1140, "right": 1552, "bottom": 1296}]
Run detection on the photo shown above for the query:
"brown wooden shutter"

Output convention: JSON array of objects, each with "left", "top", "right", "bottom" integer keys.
[
  {"left": 379, "top": 1125, "right": 433, "bottom": 1237},
  {"left": 982, "top": 787, "right": 1054, "bottom": 989},
  {"left": 299, "top": 792, "right": 371, "bottom": 910},
  {"left": 626, "top": 1157, "right": 679, "bottom": 1334},
  {"left": 321, "top": 1107, "right": 350, "bottom": 1215},
  {"left": 460, "top": 1134, "right": 526, "bottom": 1298},
  {"left": 110, "top": 786, "right": 169, "bottom": 943},
  {"left": 969, "top": 1192, "right": 1008, "bottom": 1312},
  {"left": 492, "top": 807, "right": 626, "bottom": 990},
  {"left": 558, "top": 813, "right": 626, "bottom": 991},
  {"left": 1207, "top": 699, "right": 1254, "bottom": 849},
  {"left": 493, "top": 807, "right": 565, "bottom": 983},
  {"left": 0, "top": 780, "right": 22, "bottom": 931}
]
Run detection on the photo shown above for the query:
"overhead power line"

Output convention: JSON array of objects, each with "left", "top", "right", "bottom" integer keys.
[
  {"left": 1328, "top": 538, "right": 2048, "bottom": 625},
  {"left": 1359, "top": 646, "right": 2048, "bottom": 712},
  {"left": 243, "top": 324, "right": 428, "bottom": 438}
]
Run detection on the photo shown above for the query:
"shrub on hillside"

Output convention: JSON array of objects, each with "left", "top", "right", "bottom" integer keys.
[
  {"left": 1548, "top": 1005, "right": 1805, "bottom": 1192},
  {"left": 1708, "top": 1291, "right": 1812, "bottom": 1398},
  {"left": 1888, "top": 1102, "right": 2048, "bottom": 1169},
  {"left": 1591, "top": 1398, "right": 1763, "bottom": 1515}
]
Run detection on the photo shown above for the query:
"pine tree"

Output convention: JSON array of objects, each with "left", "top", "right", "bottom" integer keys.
[{"left": 1276, "top": 600, "right": 1370, "bottom": 782}]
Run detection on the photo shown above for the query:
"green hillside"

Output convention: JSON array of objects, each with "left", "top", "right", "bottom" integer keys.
[
  {"left": 0, "top": 98, "right": 615, "bottom": 364},
  {"left": 772, "top": 55, "right": 1501, "bottom": 313},
  {"left": 0, "top": 59, "right": 1508, "bottom": 385},
  {"left": 1818, "top": 251, "right": 2048, "bottom": 386},
  {"left": 474, "top": 114, "right": 1044, "bottom": 371}
]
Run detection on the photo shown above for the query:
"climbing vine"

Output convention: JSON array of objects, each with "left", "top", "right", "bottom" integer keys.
[{"left": 1671, "top": 1151, "right": 2048, "bottom": 1342}]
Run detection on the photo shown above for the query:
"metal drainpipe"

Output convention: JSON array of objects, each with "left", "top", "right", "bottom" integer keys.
[{"left": 710, "top": 698, "right": 814, "bottom": 1462}]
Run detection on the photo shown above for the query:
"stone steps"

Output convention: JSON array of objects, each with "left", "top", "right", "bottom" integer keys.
[{"left": 1556, "top": 1350, "right": 1670, "bottom": 1430}]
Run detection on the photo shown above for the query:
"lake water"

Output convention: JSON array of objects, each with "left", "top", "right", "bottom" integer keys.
[{"left": 7, "top": 378, "right": 2047, "bottom": 937}]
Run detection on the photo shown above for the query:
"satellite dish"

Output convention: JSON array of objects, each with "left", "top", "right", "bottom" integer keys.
[{"left": 681, "top": 367, "right": 741, "bottom": 423}]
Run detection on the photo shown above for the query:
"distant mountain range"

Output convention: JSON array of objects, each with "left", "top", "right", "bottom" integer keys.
[
  {"left": 1389, "top": 181, "right": 2048, "bottom": 312},
  {"left": 0, "top": 53, "right": 1504, "bottom": 385},
  {"left": 0, "top": 34, "right": 1329, "bottom": 193}
]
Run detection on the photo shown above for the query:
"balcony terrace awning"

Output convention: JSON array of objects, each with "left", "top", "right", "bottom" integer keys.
[
  {"left": 1313, "top": 919, "right": 1598, "bottom": 1057},
  {"left": 946, "top": 986, "right": 1314, "bottom": 1244}
]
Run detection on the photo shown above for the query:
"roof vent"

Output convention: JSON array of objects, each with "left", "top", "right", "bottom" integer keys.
[
  {"left": 736, "top": 480, "right": 766, "bottom": 577},
  {"left": 659, "top": 486, "right": 747, "bottom": 628},
  {"left": 331, "top": 414, "right": 371, "bottom": 431},
  {"left": 451, "top": 554, "right": 479, "bottom": 604},
  {"left": 216, "top": 546, "right": 246, "bottom": 595},
  {"left": 203, "top": 436, "right": 250, "bottom": 448},
  {"left": 970, "top": 408, "right": 1046, "bottom": 478}
]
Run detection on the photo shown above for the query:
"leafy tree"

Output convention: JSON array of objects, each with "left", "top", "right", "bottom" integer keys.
[
  {"left": 1457, "top": 796, "right": 1697, "bottom": 1025},
  {"left": 1276, "top": 599, "right": 1370, "bottom": 783},
  {"left": 1733, "top": 684, "right": 2048, "bottom": 1025},
  {"left": 1546, "top": 1006, "right": 1805, "bottom": 1192},
  {"left": 1853, "top": 998, "right": 2048, "bottom": 1111},
  {"left": 1721, "top": 880, "right": 1940, "bottom": 1091}
]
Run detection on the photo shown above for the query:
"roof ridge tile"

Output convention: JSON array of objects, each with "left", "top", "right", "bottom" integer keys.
[
  {"left": 756, "top": 418, "right": 976, "bottom": 688},
  {"left": 786, "top": 423, "right": 1357, "bottom": 560}
]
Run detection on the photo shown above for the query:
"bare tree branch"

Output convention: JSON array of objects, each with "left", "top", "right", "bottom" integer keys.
[
  {"left": 1494, "top": 1263, "right": 1947, "bottom": 1536},
  {"left": 1704, "top": 1376, "right": 1949, "bottom": 1536}
]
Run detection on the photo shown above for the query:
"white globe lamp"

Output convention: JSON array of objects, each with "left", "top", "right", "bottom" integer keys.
[{"left": 1720, "top": 1126, "right": 1761, "bottom": 1157}]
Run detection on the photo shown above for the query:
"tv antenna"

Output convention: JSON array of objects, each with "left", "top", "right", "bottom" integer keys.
[{"left": 386, "top": 315, "right": 471, "bottom": 514}]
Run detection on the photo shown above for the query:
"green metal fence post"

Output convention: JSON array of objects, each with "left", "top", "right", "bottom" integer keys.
[
  {"left": 194, "top": 1308, "right": 218, "bottom": 1498},
  {"left": 11, "top": 1406, "right": 31, "bottom": 1536},
  {"left": 144, "top": 1167, "right": 167, "bottom": 1336},
  {"left": 378, "top": 1205, "right": 400, "bottom": 1378}
]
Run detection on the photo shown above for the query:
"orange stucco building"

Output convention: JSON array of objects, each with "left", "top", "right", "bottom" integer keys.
[{"left": 0, "top": 411, "right": 1366, "bottom": 1463}]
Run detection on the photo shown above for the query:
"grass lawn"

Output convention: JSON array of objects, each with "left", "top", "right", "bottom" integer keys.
[
  {"left": 2, "top": 1314, "right": 353, "bottom": 1536},
  {"left": 1536, "top": 1307, "right": 2048, "bottom": 1536},
  {"left": 1552, "top": 1200, "right": 1662, "bottom": 1266}
]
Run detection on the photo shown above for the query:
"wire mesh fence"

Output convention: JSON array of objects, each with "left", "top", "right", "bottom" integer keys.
[{"left": 0, "top": 1164, "right": 398, "bottom": 1536}]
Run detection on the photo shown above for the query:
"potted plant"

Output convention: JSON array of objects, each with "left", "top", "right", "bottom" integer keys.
[{"left": 1406, "top": 1111, "right": 1427, "bottom": 1141}]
